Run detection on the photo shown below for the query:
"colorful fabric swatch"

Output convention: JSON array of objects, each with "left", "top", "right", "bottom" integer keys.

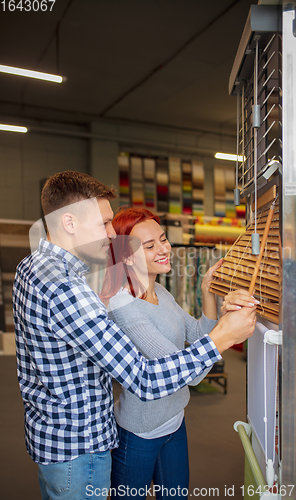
[
  {"left": 192, "top": 161, "right": 204, "bottom": 215},
  {"left": 169, "top": 157, "right": 182, "bottom": 214},
  {"left": 182, "top": 161, "right": 192, "bottom": 214},
  {"left": 156, "top": 157, "right": 169, "bottom": 213},
  {"left": 143, "top": 158, "right": 156, "bottom": 208},
  {"left": 214, "top": 165, "right": 226, "bottom": 216},
  {"left": 118, "top": 152, "right": 130, "bottom": 206},
  {"left": 130, "top": 156, "right": 144, "bottom": 207}
]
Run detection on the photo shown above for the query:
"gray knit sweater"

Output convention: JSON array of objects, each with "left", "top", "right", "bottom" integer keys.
[{"left": 108, "top": 283, "right": 218, "bottom": 433}]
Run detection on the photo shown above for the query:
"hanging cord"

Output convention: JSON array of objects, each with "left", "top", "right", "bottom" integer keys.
[
  {"left": 263, "top": 334, "right": 279, "bottom": 474},
  {"left": 257, "top": 208, "right": 266, "bottom": 313},
  {"left": 254, "top": 40, "right": 258, "bottom": 236},
  {"left": 258, "top": 196, "right": 279, "bottom": 316},
  {"left": 229, "top": 234, "right": 252, "bottom": 292},
  {"left": 228, "top": 210, "right": 257, "bottom": 293},
  {"left": 248, "top": 201, "right": 276, "bottom": 296},
  {"left": 236, "top": 91, "right": 239, "bottom": 189}
]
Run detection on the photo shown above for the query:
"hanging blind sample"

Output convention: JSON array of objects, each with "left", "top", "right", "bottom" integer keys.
[
  {"left": 182, "top": 161, "right": 192, "bottom": 214},
  {"left": 130, "top": 156, "right": 144, "bottom": 207},
  {"left": 192, "top": 161, "right": 204, "bottom": 216},
  {"left": 118, "top": 153, "right": 130, "bottom": 206},
  {"left": 156, "top": 157, "right": 169, "bottom": 212},
  {"left": 214, "top": 166, "right": 226, "bottom": 216},
  {"left": 214, "top": 165, "right": 245, "bottom": 218},
  {"left": 168, "top": 157, "right": 182, "bottom": 214},
  {"left": 143, "top": 158, "right": 156, "bottom": 209},
  {"left": 209, "top": 199, "right": 280, "bottom": 324},
  {"left": 225, "top": 168, "right": 236, "bottom": 218}
]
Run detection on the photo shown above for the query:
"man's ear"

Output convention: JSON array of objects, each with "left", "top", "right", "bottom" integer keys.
[{"left": 62, "top": 213, "right": 76, "bottom": 235}]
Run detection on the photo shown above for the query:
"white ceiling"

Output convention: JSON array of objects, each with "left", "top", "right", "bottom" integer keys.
[{"left": 0, "top": 0, "right": 256, "bottom": 137}]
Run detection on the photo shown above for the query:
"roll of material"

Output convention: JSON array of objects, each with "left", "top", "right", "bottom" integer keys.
[
  {"left": 194, "top": 223, "right": 244, "bottom": 244},
  {"left": 236, "top": 424, "right": 267, "bottom": 490}
]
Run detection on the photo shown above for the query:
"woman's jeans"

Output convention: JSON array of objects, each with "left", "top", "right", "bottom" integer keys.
[
  {"left": 111, "top": 418, "right": 189, "bottom": 500},
  {"left": 38, "top": 450, "right": 111, "bottom": 500}
]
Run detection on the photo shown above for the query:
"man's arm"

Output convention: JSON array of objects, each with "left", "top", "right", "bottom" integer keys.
[
  {"left": 209, "top": 305, "right": 257, "bottom": 353},
  {"left": 49, "top": 282, "right": 255, "bottom": 401}
]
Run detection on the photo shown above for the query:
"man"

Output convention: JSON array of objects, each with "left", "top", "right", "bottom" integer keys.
[{"left": 13, "top": 170, "right": 256, "bottom": 500}]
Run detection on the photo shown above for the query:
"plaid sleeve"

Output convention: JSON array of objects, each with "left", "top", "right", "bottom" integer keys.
[{"left": 49, "top": 282, "right": 221, "bottom": 401}]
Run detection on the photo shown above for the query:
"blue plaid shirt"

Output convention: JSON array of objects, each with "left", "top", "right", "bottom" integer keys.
[{"left": 13, "top": 239, "right": 221, "bottom": 464}]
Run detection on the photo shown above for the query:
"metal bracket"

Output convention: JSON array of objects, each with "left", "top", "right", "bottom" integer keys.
[
  {"left": 264, "top": 330, "right": 282, "bottom": 346},
  {"left": 233, "top": 420, "right": 252, "bottom": 436}
]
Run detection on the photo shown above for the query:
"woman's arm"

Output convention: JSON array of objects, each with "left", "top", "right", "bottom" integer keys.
[
  {"left": 108, "top": 294, "right": 181, "bottom": 359},
  {"left": 200, "top": 259, "right": 224, "bottom": 320},
  {"left": 109, "top": 290, "right": 217, "bottom": 387}
]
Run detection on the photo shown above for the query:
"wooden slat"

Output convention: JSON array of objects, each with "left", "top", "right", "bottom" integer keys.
[
  {"left": 230, "top": 249, "right": 279, "bottom": 262},
  {"left": 218, "top": 260, "right": 279, "bottom": 281},
  {"left": 224, "top": 255, "right": 280, "bottom": 272},
  {"left": 210, "top": 284, "right": 278, "bottom": 302},
  {"left": 251, "top": 185, "right": 277, "bottom": 211},
  {"left": 213, "top": 270, "right": 279, "bottom": 295}
]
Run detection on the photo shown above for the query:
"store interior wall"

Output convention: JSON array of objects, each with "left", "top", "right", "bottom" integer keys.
[{"left": 0, "top": 118, "right": 236, "bottom": 221}]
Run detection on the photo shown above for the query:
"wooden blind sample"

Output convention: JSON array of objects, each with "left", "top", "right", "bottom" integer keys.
[{"left": 209, "top": 200, "right": 280, "bottom": 324}]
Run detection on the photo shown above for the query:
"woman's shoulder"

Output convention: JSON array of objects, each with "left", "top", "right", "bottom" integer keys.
[{"left": 108, "top": 288, "right": 135, "bottom": 312}]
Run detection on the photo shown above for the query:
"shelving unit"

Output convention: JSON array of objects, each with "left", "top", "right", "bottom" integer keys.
[{"left": 0, "top": 219, "right": 32, "bottom": 354}]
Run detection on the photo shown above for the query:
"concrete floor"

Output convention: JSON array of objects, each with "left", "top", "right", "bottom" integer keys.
[{"left": 0, "top": 348, "right": 247, "bottom": 500}]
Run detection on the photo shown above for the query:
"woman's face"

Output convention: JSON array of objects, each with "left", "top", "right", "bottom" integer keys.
[{"left": 129, "top": 219, "right": 171, "bottom": 277}]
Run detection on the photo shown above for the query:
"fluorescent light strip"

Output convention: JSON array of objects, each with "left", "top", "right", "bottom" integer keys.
[
  {"left": 0, "top": 124, "right": 28, "bottom": 133},
  {"left": 215, "top": 152, "right": 246, "bottom": 162},
  {"left": 0, "top": 64, "right": 63, "bottom": 83}
]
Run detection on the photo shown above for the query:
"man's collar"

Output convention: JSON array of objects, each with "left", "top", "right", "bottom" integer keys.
[{"left": 38, "top": 238, "right": 89, "bottom": 277}]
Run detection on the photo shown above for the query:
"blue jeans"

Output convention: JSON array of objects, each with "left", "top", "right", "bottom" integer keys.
[
  {"left": 38, "top": 450, "right": 111, "bottom": 500},
  {"left": 111, "top": 419, "right": 189, "bottom": 500}
]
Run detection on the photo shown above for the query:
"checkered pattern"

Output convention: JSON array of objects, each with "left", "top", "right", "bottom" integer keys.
[{"left": 13, "top": 239, "right": 221, "bottom": 464}]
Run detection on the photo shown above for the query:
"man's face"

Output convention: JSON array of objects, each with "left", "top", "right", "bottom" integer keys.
[{"left": 72, "top": 198, "right": 116, "bottom": 264}]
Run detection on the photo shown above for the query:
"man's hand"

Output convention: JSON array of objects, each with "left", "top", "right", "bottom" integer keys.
[
  {"left": 220, "top": 289, "right": 259, "bottom": 316},
  {"left": 209, "top": 305, "right": 256, "bottom": 354}
]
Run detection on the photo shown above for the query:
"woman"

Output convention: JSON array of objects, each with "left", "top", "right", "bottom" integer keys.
[{"left": 100, "top": 207, "right": 256, "bottom": 500}]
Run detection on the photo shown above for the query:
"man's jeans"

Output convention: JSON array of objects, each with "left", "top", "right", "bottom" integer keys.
[{"left": 38, "top": 450, "right": 111, "bottom": 500}]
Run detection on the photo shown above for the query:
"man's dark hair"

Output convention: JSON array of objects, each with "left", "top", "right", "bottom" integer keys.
[{"left": 41, "top": 170, "right": 117, "bottom": 216}]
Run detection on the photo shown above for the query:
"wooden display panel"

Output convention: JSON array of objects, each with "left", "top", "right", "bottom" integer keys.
[{"left": 209, "top": 199, "right": 280, "bottom": 324}]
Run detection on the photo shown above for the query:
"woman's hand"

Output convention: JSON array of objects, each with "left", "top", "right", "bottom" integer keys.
[
  {"left": 220, "top": 289, "right": 259, "bottom": 317},
  {"left": 201, "top": 258, "right": 223, "bottom": 295}
]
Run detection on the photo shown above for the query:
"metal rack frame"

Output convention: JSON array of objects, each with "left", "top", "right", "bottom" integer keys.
[{"left": 229, "top": 0, "right": 296, "bottom": 488}]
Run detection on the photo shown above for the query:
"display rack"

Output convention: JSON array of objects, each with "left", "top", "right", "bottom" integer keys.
[
  {"left": 0, "top": 219, "right": 32, "bottom": 354},
  {"left": 225, "top": 0, "right": 296, "bottom": 493}
]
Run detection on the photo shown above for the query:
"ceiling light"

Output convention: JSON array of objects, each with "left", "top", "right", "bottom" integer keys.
[
  {"left": 0, "top": 123, "right": 28, "bottom": 133},
  {"left": 0, "top": 64, "right": 63, "bottom": 83},
  {"left": 215, "top": 152, "right": 246, "bottom": 162}
]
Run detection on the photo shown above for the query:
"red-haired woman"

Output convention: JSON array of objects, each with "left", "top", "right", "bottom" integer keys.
[{"left": 100, "top": 207, "right": 223, "bottom": 499}]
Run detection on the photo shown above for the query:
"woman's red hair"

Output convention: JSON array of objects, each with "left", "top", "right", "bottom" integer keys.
[{"left": 100, "top": 207, "right": 160, "bottom": 306}]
